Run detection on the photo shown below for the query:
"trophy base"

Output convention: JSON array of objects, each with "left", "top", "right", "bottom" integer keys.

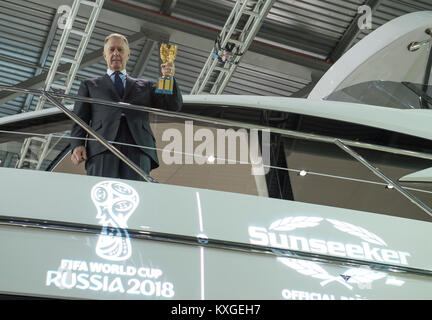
[{"left": 155, "top": 77, "right": 174, "bottom": 95}]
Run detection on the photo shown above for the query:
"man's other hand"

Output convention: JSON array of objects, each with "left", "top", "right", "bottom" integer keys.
[{"left": 71, "top": 146, "right": 87, "bottom": 165}]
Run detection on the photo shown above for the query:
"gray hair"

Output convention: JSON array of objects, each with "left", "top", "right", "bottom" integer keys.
[{"left": 104, "top": 33, "right": 129, "bottom": 49}]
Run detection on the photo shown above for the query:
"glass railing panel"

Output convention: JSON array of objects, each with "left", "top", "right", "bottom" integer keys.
[
  {"left": 147, "top": 113, "right": 270, "bottom": 197},
  {"left": 280, "top": 135, "right": 432, "bottom": 222},
  {"left": 1, "top": 86, "right": 432, "bottom": 223},
  {"left": 0, "top": 130, "right": 73, "bottom": 171},
  {"left": 324, "top": 80, "right": 432, "bottom": 109},
  {"left": 0, "top": 113, "right": 269, "bottom": 198}
]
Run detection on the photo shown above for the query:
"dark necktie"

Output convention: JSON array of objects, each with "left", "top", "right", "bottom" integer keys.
[{"left": 113, "top": 71, "right": 124, "bottom": 98}]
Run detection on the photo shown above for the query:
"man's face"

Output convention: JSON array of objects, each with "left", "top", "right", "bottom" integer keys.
[{"left": 103, "top": 37, "right": 130, "bottom": 71}]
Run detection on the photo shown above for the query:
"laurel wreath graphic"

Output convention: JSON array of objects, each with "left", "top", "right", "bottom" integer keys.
[
  {"left": 277, "top": 257, "right": 354, "bottom": 289},
  {"left": 267, "top": 216, "right": 387, "bottom": 247},
  {"left": 270, "top": 216, "right": 391, "bottom": 290},
  {"left": 339, "top": 268, "right": 387, "bottom": 285},
  {"left": 326, "top": 219, "right": 387, "bottom": 246},
  {"left": 277, "top": 257, "right": 387, "bottom": 290},
  {"left": 269, "top": 216, "right": 323, "bottom": 232}
]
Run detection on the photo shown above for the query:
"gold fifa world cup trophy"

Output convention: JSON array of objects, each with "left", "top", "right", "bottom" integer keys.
[{"left": 156, "top": 43, "right": 178, "bottom": 95}]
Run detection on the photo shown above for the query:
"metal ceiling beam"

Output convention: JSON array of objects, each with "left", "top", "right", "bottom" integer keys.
[
  {"left": 131, "top": 40, "right": 158, "bottom": 78},
  {"left": 102, "top": 0, "right": 331, "bottom": 72},
  {"left": 289, "top": 82, "right": 317, "bottom": 98},
  {"left": 131, "top": 27, "right": 170, "bottom": 78},
  {"left": 191, "top": 0, "right": 278, "bottom": 95},
  {"left": 21, "top": 11, "right": 61, "bottom": 113},
  {"left": 0, "top": 31, "right": 148, "bottom": 105},
  {"left": 160, "top": 0, "right": 178, "bottom": 15},
  {"left": 289, "top": 71, "right": 322, "bottom": 98},
  {"left": 328, "top": 0, "right": 382, "bottom": 63}
]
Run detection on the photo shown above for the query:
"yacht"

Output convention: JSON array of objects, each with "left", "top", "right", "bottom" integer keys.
[{"left": 0, "top": 11, "right": 431, "bottom": 300}]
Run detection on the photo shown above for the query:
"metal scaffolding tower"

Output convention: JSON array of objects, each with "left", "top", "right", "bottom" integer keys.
[
  {"left": 190, "top": 0, "right": 275, "bottom": 95},
  {"left": 16, "top": 0, "right": 104, "bottom": 169}
]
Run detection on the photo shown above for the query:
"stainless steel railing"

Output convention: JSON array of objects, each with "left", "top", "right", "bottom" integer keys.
[
  {"left": 1, "top": 84, "right": 432, "bottom": 217},
  {"left": 1, "top": 85, "right": 153, "bottom": 182},
  {"left": 335, "top": 139, "right": 432, "bottom": 218},
  {"left": 2, "top": 85, "right": 432, "bottom": 161}
]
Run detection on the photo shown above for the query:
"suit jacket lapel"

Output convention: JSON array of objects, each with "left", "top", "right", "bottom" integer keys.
[
  {"left": 102, "top": 74, "right": 121, "bottom": 101},
  {"left": 124, "top": 75, "right": 136, "bottom": 101}
]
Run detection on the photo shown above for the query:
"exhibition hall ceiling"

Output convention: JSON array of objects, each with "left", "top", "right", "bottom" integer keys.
[{"left": 1, "top": 0, "right": 431, "bottom": 116}]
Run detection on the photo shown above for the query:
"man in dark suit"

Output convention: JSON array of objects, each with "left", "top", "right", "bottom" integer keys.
[{"left": 70, "top": 33, "right": 182, "bottom": 181}]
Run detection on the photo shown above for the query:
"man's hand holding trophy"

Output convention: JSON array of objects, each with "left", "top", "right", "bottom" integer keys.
[{"left": 156, "top": 43, "right": 178, "bottom": 95}]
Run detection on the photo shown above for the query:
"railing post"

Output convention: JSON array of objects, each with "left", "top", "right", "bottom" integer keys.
[
  {"left": 334, "top": 138, "right": 432, "bottom": 218},
  {"left": 43, "top": 91, "right": 153, "bottom": 183}
]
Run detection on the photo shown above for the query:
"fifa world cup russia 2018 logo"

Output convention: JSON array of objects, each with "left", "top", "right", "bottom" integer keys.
[{"left": 91, "top": 181, "right": 139, "bottom": 261}]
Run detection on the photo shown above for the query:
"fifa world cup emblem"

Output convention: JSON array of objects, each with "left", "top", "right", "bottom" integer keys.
[{"left": 91, "top": 181, "right": 139, "bottom": 261}]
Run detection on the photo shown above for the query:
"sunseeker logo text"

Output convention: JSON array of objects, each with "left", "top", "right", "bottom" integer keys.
[
  {"left": 248, "top": 216, "right": 410, "bottom": 296},
  {"left": 249, "top": 217, "right": 410, "bottom": 265}
]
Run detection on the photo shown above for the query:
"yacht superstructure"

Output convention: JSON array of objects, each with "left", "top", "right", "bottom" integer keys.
[{"left": 0, "top": 11, "right": 432, "bottom": 299}]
